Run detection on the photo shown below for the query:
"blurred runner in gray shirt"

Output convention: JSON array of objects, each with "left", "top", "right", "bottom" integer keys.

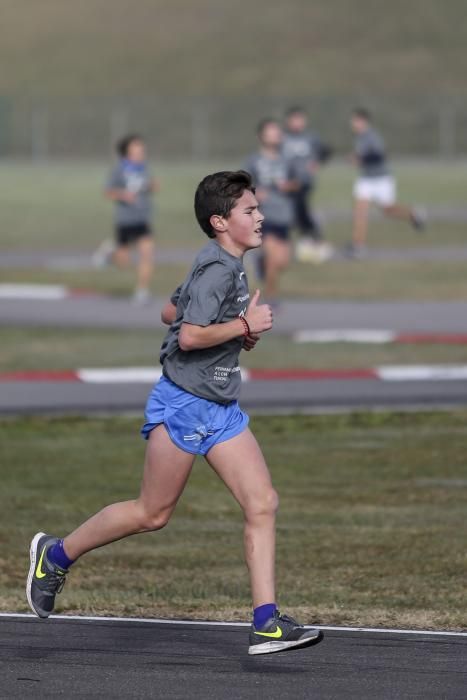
[
  {"left": 95, "top": 134, "right": 158, "bottom": 303},
  {"left": 244, "top": 119, "right": 298, "bottom": 302},
  {"left": 348, "top": 108, "right": 426, "bottom": 258},
  {"left": 282, "top": 107, "right": 333, "bottom": 265}
]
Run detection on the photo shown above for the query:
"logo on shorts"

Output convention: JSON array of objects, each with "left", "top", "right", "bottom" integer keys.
[
  {"left": 239, "top": 272, "right": 245, "bottom": 280},
  {"left": 183, "top": 425, "right": 214, "bottom": 442}
]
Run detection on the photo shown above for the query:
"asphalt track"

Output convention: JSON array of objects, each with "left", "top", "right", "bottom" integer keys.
[
  {"left": 1, "top": 615, "right": 466, "bottom": 699},
  {"left": 2, "top": 376, "right": 467, "bottom": 416},
  {"left": 1, "top": 296, "right": 466, "bottom": 333}
]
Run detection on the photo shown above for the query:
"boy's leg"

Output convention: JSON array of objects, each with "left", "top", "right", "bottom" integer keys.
[
  {"left": 63, "top": 425, "right": 194, "bottom": 560},
  {"left": 113, "top": 243, "right": 131, "bottom": 268},
  {"left": 381, "top": 203, "right": 414, "bottom": 221},
  {"left": 136, "top": 235, "right": 155, "bottom": 291},
  {"left": 205, "top": 428, "right": 278, "bottom": 608},
  {"left": 295, "top": 185, "right": 322, "bottom": 241},
  {"left": 206, "top": 428, "right": 323, "bottom": 654},
  {"left": 27, "top": 425, "right": 195, "bottom": 617},
  {"left": 263, "top": 236, "right": 291, "bottom": 300},
  {"left": 351, "top": 197, "right": 370, "bottom": 248}
]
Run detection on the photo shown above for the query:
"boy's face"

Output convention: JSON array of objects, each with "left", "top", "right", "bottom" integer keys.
[
  {"left": 217, "top": 189, "right": 264, "bottom": 252},
  {"left": 259, "top": 122, "right": 283, "bottom": 149},
  {"left": 286, "top": 112, "right": 307, "bottom": 133},
  {"left": 126, "top": 139, "right": 146, "bottom": 162},
  {"left": 350, "top": 116, "right": 368, "bottom": 134}
]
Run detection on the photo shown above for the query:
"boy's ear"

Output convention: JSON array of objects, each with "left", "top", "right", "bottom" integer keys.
[{"left": 210, "top": 214, "right": 227, "bottom": 233}]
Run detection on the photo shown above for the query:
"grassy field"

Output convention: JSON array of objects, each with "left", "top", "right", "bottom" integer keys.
[
  {"left": 1, "top": 327, "right": 467, "bottom": 372},
  {"left": 2, "top": 161, "right": 467, "bottom": 301},
  {"left": 1, "top": 412, "right": 467, "bottom": 629},
  {"left": 2, "top": 161, "right": 466, "bottom": 251},
  {"left": 1, "top": 0, "right": 466, "bottom": 97}
]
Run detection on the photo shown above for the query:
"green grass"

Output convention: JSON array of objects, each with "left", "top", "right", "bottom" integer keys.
[
  {"left": 1, "top": 0, "right": 466, "bottom": 97},
  {"left": 2, "top": 161, "right": 467, "bottom": 300},
  {"left": 1, "top": 412, "right": 467, "bottom": 628},
  {"left": 1, "top": 327, "right": 467, "bottom": 372},
  {"left": 2, "top": 258, "right": 467, "bottom": 301},
  {"left": 1, "top": 161, "right": 466, "bottom": 251}
]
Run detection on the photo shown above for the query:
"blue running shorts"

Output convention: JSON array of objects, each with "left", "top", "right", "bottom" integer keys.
[{"left": 141, "top": 376, "right": 249, "bottom": 455}]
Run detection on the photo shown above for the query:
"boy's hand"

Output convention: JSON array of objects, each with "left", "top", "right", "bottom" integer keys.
[
  {"left": 243, "top": 333, "right": 260, "bottom": 351},
  {"left": 245, "top": 290, "right": 273, "bottom": 334},
  {"left": 121, "top": 191, "right": 137, "bottom": 204}
]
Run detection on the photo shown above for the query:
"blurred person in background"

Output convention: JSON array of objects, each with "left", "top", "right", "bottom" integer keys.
[
  {"left": 244, "top": 118, "right": 298, "bottom": 304},
  {"left": 282, "top": 106, "right": 334, "bottom": 264},
  {"left": 348, "top": 108, "right": 426, "bottom": 258},
  {"left": 94, "top": 134, "right": 158, "bottom": 303}
]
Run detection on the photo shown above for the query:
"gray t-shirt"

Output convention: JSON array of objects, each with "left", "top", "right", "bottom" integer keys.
[
  {"left": 282, "top": 130, "right": 322, "bottom": 185},
  {"left": 354, "top": 128, "right": 389, "bottom": 178},
  {"left": 244, "top": 152, "right": 294, "bottom": 226},
  {"left": 160, "top": 240, "right": 250, "bottom": 404},
  {"left": 106, "top": 160, "right": 154, "bottom": 226}
]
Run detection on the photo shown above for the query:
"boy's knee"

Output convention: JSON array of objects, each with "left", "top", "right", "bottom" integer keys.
[
  {"left": 138, "top": 504, "right": 172, "bottom": 532},
  {"left": 246, "top": 488, "right": 279, "bottom": 519}
]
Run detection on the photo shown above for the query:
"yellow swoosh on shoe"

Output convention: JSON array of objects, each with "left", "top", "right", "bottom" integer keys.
[
  {"left": 255, "top": 626, "right": 283, "bottom": 639},
  {"left": 35, "top": 546, "right": 47, "bottom": 579}
]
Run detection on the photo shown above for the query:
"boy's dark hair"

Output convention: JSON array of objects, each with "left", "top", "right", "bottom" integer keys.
[
  {"left": 194, "top": 170, "right": 255, "bottom": 238},
  {"left": 285, "top": 105, "right": 307, "bottom": 118},
  {"left": 116, "top": 133, "right": 144, "bottom": 157},
  {"left": 353, "top": 107, "right": 371, "bottom": 122},
  {"left": 256, "top": 117, "right": 279, "bottom": 136}
]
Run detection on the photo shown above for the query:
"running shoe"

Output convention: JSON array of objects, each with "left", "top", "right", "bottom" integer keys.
[
  {"left": 26, "top": 532, "right": 68, "bottom": 619},
  {"left": 296, "top": 238, "right": 334, "bottom": 264},
  {"left": 132, "top": 288, "right": 151, "bottom": 305},
  {"left": 411, "top": 207, "right": 427, "bottom": 232},
  {"left": 248, "top": 611, "right": 323, "bottom": 655},
  {"left": 343, "top": 242, "right": 368, "bottom": 260},
  {"left": 91, "top": 239, "right": 115, "bottom": 268}
]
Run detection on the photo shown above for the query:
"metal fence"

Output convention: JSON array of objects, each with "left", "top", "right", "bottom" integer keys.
[{"left": 1, "top": 95, "right": 466, "bottom": 161}]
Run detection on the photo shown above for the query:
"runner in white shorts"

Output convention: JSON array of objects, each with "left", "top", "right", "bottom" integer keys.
[{"left": 348, "top": 108, "right": 426, "bottom": 257}]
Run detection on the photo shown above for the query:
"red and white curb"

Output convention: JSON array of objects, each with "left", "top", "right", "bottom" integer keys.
[
  {"left": 293, "top": 330, "right": 467, "bottom": 345},
  {"left": 1, "top": 365, "right": 467, "bottom": 384}
]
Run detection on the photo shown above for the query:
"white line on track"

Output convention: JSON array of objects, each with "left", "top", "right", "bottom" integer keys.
[
  {"left": 294, "top": 330, "right": 396, "bottom": 344},
  {"left": 77, "top": 368, "right": 163, "bottom": 384},
  {"left": 0, "top": 613, "right": 466, "bottom": 637},
  {"left": 0, "top": 284, "right": 68, "bottom": 300}
]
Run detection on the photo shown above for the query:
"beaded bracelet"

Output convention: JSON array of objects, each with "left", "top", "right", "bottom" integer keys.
[{"left": 238, "top": 316, "right": 251, "bottom": 337}]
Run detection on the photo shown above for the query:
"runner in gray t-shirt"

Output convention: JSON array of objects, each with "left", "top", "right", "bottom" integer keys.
[
  {"left": 348, "top": 108, "right": 426, "bottom": 257},
  {"left": 26, "top": 170, "right": 323, "bottom": 657},
  {"left": 244, "top": 118, "right": 298, "bottom": 302},
  {"left": 94, "top": 134, "right": 158, "bottom": 304},
  {"left": 282, "top": 106, "right": 334, "bottom": 263}
]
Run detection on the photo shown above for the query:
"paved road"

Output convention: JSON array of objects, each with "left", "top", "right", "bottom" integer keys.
[
  {"left": 1, "top": 616, "right": 466, "bottom": 699},
  {"left": 1, "top": 296, "right": 466, "bottom": 333},
  {"left": 1, "top": 377, "right": 467, "bottom": 415}
]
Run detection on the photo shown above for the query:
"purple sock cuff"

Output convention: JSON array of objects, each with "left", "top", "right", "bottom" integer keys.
[
  {"left": 253, "top": 603, "right": 277, "bottom": 630},
  {"left": 47, "top": 539, "right": 75, "bottom": 570}
]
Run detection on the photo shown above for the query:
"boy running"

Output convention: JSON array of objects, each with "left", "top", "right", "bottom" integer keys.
[
  {"left": 282, "top": 106, "right": 333, "bottom": 264},
  {"left": 348, "top": 108, "right": 426, "bottom": 257},
  {"left": 244, "top": 119, "right": 298, "bottom": 302},
  {"left": 26, "top": 170, "right": 322, "bottom": 656},
  {"left": 94, "top": 134, "right": 157, "bottom": 303}
]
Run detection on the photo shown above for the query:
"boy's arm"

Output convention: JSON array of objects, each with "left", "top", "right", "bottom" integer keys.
[
  {"left": 161, "top": 285, "right": 182, "bottom": 325},
  {"left": 161, "top": 302, "right": 177, "bottom": 325},
  {"left": 179, "top": 290, "right": 272, "bottom": 351},
  {"left": 105, "top": 188, "right": 137, "bottom": 204}
]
